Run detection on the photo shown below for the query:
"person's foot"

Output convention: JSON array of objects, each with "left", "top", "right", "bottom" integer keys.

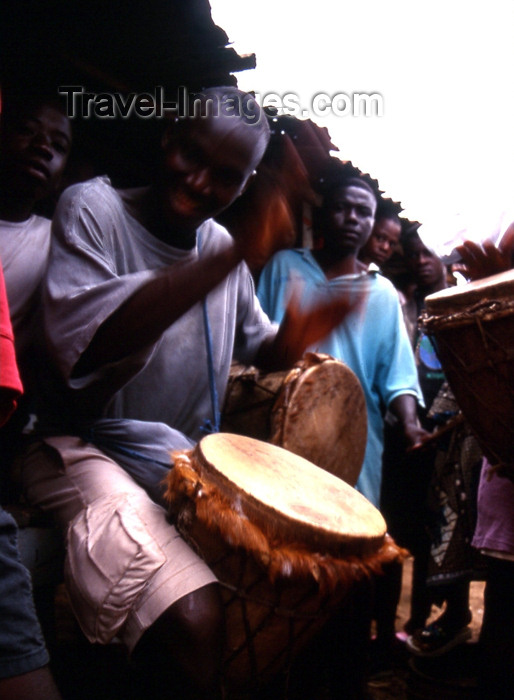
[
  {"left": 403, "top": 615, "right": 429, "bottom": 636},
  {"left": 406, "top": 611, "right": 472, "bottom": 657},
  {"left": 368, "top": 635, "right": 409, "bottom": 680},
  {"left": 395, "top": 629, "right": 410, "bottom": 643}
]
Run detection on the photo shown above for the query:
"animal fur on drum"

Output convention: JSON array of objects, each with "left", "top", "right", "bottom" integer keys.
[{"left": 164, "top": 450, "right": 407, "bottom": 595}]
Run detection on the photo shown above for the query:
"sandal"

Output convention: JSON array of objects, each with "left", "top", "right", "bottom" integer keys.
[{"left": 406, "top": 620, "right": 472, "bottom": 657}]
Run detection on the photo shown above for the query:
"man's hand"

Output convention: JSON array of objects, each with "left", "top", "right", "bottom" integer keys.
[
  {"left": 455, "top": 222, "right": 514, "bottom": 281},
  {"left": 389, "top": 394, "right": 429, "bottom": 450},
  {"left": 256, "top": 282, "right": 368, "bottom": 371},
  {"left": 0, "top": 388, "right": 18, "bottom": 427},
  {"left": 403, "top": 422, "right": 432, "bottom": 450}
]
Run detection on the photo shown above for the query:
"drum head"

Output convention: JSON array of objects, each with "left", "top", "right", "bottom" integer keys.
[
  {"left": 194, "top": 433, "right": 386, "bottom": 558},
  {"left": 423, "top": 270, "right": 514, "bottom": 469},
  {"left": 425, "top": 269, "right": 514, "bottom": 315},
  {"left": 271, "top": 355, "right": 367, "bottom": 486}
]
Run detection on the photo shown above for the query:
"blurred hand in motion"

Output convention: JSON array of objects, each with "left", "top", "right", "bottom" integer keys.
[
  {"left": 456, "top": 222, "right": 514, "bottom": 280},
  {"left": 257, "top": 280, "right": 369, "bottom": 371}
]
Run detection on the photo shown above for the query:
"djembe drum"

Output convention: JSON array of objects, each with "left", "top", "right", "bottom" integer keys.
[
  {"left": 423, "top": 269, "right": 514, "bottom": 477},
  {"left": 221, "top": 352, "right": 367, "bottom": 485},
  {"left": 166, "top": 432, "right": 405, "bottom": 694}
]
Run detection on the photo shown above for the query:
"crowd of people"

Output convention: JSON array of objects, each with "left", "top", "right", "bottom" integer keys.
[{"left": 0, "top": 81, "right": 513, "bottom": 700}]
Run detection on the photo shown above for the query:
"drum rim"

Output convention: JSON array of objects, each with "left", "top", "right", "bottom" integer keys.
[
  {"left": 270, "top": 354, "right": 367, "bottom": 485},
  {"left": 422, "top": 298, "right": 514, "bottom": 330},
  {"left": 166, "top": 438, "right": 406, "bottom": 597},
  {"left": 168, "top": 433, "right": 387, "bottom": 560},
  {"left": 425, "top": 268, "right": 514, "bottom": 303},
  {"left": 222, "top": 352, "right": 367, "bottom": 486}
]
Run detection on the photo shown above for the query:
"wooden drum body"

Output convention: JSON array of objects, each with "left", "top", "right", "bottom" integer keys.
[
  {"left": 423, "top": 270, "right": 514, "bottom": 474},
  {"left": 166, "top": 433, "right": 404, "bottom": 694},
  {"left": 221, "top": 352, "right": 367, "bottom": 486}
]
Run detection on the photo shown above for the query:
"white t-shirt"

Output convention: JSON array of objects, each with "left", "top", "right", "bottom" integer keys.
[
  {"left": 0, "top": 214, "right": 51, "bottom": 363},
  {"left": 39, "top": 177, "right": 277, "bottom": 499}
]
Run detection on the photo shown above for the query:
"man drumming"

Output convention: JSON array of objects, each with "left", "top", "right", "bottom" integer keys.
[{"left": 20, "top": 87, "right": 355, "bottom": 700}]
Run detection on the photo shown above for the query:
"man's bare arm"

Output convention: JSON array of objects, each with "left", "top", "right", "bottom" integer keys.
[{"left": 74, "top": 242, "right": 243, "bottom": 377}]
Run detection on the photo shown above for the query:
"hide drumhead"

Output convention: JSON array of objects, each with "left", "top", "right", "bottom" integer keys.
[
  {"left": 425, "top": 269, "right": 514, "bottom": 316},
  {"left": 270, "top": 356, "right": 367, "bottom": 486},
  {"left": 194, "top": 432, "right": 386, "bottom": 558}
]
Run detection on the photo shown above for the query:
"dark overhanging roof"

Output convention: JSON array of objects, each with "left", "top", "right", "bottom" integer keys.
[
  {"left": 0, "top": 1, "right": 417, "bottom": 232},
  {"left": 0, "top": 0, "right": 256, "bottom": 93},
  {"left": 0, "top": 1, "right": 258, "bottom": 184}
]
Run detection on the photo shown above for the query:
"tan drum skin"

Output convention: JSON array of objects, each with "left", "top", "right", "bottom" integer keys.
[
  {"left": 221, "top": 352, "right": 367, "bottom": 486},
  {"left": 166, "top": 433, "right": 406, "bottom": 692}
]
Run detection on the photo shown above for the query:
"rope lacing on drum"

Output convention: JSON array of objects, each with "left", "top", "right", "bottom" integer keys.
[{"left": 423, "top": 303, "right": 514, "bottom": 471}]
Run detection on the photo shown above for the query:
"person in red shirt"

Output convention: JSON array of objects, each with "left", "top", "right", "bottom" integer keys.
[
  {"left": 0, "top": 257, "right": 22, "bottom": 423},
  {"left": 0, "top": 256, "right": 62, "bottom": 699}
]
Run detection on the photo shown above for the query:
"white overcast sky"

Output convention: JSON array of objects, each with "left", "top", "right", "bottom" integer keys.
[{"left": 210, "top": 0, "right": 514, "bottom": 254}]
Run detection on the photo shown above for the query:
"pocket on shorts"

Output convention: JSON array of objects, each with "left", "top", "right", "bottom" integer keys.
[{"left": 65, "top": 493, "right": 166, "bottom": 644}]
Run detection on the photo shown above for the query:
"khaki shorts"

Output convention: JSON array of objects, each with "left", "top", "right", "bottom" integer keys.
[{"left": 21, "top": 436, "right": 216, "bottom": 652}]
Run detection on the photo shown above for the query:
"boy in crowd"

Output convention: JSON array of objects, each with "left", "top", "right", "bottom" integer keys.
[
  {"left": 358, "top": 205, "right": 402, "bottom": 271},
  {"left": 257, "top": 169, "right": 428, "bottom": 679},
  {"left": 0, "top": 90, "right": 71, "bottom": 700},
  {"left": 0, "top": 92, "right": 72, "bottom": 485},
  {"left": 257, "top": 167, "right": 426, "bottom": 509}
]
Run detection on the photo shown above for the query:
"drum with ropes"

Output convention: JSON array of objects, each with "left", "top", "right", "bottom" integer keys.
[
  {"left": 422, "top": 269, "right": 514, "bottom": 479},
  {"left": 166, "top": 432, "right": 406, "bottom": 694},
  {"left": 221, "top": 352, "right": 367, "bottom": 486}
]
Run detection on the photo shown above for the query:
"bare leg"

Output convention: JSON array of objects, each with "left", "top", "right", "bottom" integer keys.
[
  {"left": 131, "top": 582, "right": 224, "bottom": 700},
  {"left": 374, "top": 559, "right": 403, "bottom": 646},
  {"left": 407, "top": 546, "right": 434, "bottom": 632}
]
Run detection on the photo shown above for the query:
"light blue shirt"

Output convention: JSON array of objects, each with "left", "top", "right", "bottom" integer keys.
[{"left": 257, "top": 248, "right": 422, "bottom": 507}]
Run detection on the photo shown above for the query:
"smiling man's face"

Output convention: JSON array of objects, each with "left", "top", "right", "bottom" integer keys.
[{"left": 158, "top": 112, "right": 267, "bottom": 233}]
